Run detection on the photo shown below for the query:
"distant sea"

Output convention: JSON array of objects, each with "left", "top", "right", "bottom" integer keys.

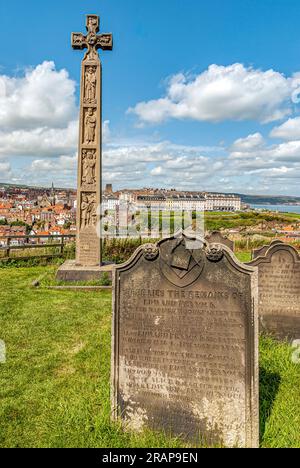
[{"left": 251, "top": 204, "right": 300, "bottom": 214}]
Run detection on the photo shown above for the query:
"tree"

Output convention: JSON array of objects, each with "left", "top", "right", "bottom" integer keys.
[
  {"left": 10, "top": 221, "right": 31, "bottom": 234},
  {"left": 63, "top": 221, "right": 72, "bottom": 230}
]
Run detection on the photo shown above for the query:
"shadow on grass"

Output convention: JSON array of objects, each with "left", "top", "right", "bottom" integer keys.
[{"left": 259, "top": 367, "right": 281, "bottom": 442}]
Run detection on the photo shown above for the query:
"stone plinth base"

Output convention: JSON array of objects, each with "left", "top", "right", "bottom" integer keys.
[{"left": 56, "top": 260, "right": 114, "bottom": 282}]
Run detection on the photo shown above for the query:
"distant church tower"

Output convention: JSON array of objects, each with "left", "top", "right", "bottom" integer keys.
[
  {"left": 50, "top": 182, "right": 56, "bottom": 206},
  {"left": 105, "top": 184, "right": 113, "bottom": 194}
]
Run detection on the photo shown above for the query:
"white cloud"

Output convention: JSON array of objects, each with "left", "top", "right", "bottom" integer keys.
[
  {"left": 19, "top": 155, "right": 78, "bottom": 187},
  {"left": 103, "top": 120, "right": 111, "bottom": 142},
  {"left": 270, "top": 116, "right": 300, "bottom": 140},
  {"left": 2, "top": 60, "right": 300, "bottom": 195},
  {"left": 101, "top": 141, "right": 228, "bottom": 190},
  {"left": 228, "top": 132, "right": 300, "bottom": 180},
  {"left": 0, "top": 61, "right": 76, "bottom": 130},
  {"left": 4, "top": 134, "right": 300, "bottom": 194},
  {"left": 229, "top": 133, "right": 265, "bottom": 153},
  {"left": 129, "top": 64, "right": 294, "bottom": 124},
  {"left": 103, "top": 142, "right": 173, "bottom": 169},
  {"left": 150, "top": 166, "right": 165, "bottom": 176},
  {"left": 0, "top": 61, "right": 78, "bottom": 159},
  {"left": 0, "top": 121, "right": 78, "bottom": 157},
  {"left": 30, "top": 155, "right": 77, "bottom": 173},
  {"left": 0, "top": 119, "right": 110, "bottom": 158},
  {"left": 272, "top": 140, "right": 300, "bottom": 161},
  {"left": 0, "top": 161, "right": 12, "bottom": 180},
  {"left": 0, "top": 63, "right": 111, "bottom": 159}
]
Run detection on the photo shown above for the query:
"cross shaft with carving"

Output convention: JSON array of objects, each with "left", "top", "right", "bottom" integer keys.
[
  {"left": 72, "top": 14, "right": 113, "bottom": 267},
  {"left": 72, "top": 14, "right": 113, "bottom": 57}
]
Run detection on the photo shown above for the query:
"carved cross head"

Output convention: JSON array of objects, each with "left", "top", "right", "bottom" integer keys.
[{"left": 72, "top": 14, "right": 113, "bottom": 59}]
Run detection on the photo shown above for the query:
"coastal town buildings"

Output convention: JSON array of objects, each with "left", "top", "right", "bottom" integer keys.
[
  {"left": 0, "top": 183, "right": 242, "bottom": 244},
  {"left": 132, "top": 192, "right": 241, "bottom": 212}
]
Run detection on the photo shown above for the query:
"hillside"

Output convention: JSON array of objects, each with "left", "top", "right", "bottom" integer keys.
[{"left": 238, "top": 194, "right": 300, "bottom": 205}]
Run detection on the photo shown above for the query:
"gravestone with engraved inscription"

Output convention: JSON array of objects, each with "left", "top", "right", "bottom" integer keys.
[
  {"left": 248, "top": 243, "right": 300, "bottom": 341},
  {"left": 111, "top": 234, "right": 259, "bottom": 448},
  {"left": 205, "top": 231, "right": 234, "bottom": 251}
]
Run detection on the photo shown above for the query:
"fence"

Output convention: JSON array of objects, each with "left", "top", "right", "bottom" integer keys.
[{"left": 0, "top": 234, "right": 76, "bottom": 261}]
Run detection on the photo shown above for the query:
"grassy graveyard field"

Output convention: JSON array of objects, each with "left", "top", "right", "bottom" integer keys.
[{"left": 0, "top": 265, "right": 299, "bottom": 448}]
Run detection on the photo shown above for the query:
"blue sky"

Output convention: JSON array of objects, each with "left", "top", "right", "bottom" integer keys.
[{"left": 1, "top": 0, "right": 300, "bottom": 195}]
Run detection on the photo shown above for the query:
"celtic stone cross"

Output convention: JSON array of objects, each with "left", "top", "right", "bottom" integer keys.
[{"left": 72, "top": 14, "right": 113, "bottom": 266}]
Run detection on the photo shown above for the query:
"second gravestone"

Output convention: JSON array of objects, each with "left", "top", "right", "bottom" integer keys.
[
  {"left": 111, "top": 235, "right": 259, "bottom": 448},
  {"left": 252, "top": 239, "right": 284, "bottom": 260},
  {"left": 205, "top": 231, "right": 234, "bottom": 251},
  {"left": 248, "top": 243, "right": 300, "bottom": 341}
]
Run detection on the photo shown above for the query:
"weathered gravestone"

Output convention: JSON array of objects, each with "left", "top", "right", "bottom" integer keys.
[
  {"left": 248, "top": 243, "right": 300, "bottom": 341},
  {"left": 206, "top": 231, "right": 234, "bottom": 251},
  {"left": 111, "top": 235, "right": 259, "bottom": 448},
  {"left": 252, "top": 239, "right": 284, "bottom": 260}
]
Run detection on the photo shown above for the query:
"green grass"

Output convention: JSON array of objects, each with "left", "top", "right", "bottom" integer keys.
[
  {"left": 0, "top": 266, "right": 299, "bottom": 448},
  {"left": 36, "top": 267, "right": 112, "bottom": 288},
  {"left": 0, "top": 266, "right": 182, "bottom": 448},
  {"left": 235, "top": 251, "right": 252, "bottom": 263},
  {"left": 204, "top": 210, "right": 300, "bottom": 231},
  {"left": 260, "top": 338, "right": 300, "bottom": 448}
]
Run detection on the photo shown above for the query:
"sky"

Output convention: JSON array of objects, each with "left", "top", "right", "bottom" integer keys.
[{"left": 1, "top": 0, "right": 300, "bottom": 195}]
